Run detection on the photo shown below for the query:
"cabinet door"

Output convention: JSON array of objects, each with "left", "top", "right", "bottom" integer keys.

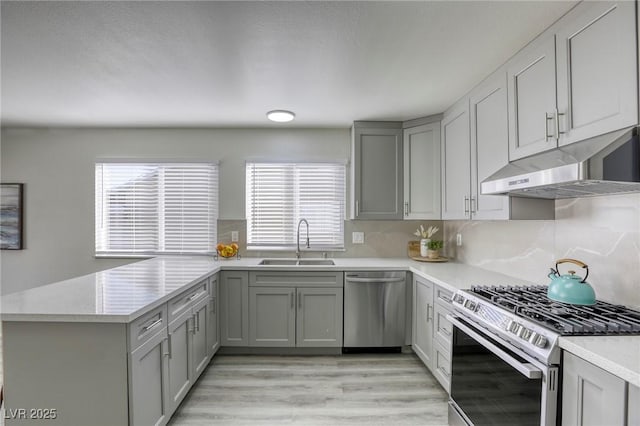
[
  {"left": 296, "top": 287, "right": 343, "bottom": 347},
  {"left": 167, "top": 310, "right": 193, "bottom": 414},
  {"left": 249, "top": 287, "right": 296, "bottom": 347},
  {"left": 412, "top": 277, "right": 434, "bottom": 370},
  {"left": 352, "top": 125, "right": 403, "bottom": 219},
  {"left": 206, "top": 276, "right": 220, "bottom": 356},
  {"left": 556, "top": 1, "right": 637, "bottom": 146},
  {"left": 507, "top": 34, "right": 558, "bottom": 160},
  {"left": 629, "top": 384, "right": 640, "bottom": 426},
  {"left": 220, "top": 271, "right": 249, "bottom": 346},
  {"left": 562, "top": 352, "right": 626, "bottom": 426},
  {"left": 192, "top": 297, "right": 210, "bottom": 379},
  {"left": 403, "top": 122, "right": 441, "bottom": 220},
  {"left": 129, "top": 330, "right": 170, "bottom": 426},
  {"left": 470, "top": 71, "right": 510, "bottom": 220},
  {"left": 441, "top": 99, "right": 471, "bottom": 220}
]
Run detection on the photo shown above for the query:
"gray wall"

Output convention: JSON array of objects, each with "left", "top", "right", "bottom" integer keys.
[{"left": 1, "top": 127, "right": 351, "bottom": 294}]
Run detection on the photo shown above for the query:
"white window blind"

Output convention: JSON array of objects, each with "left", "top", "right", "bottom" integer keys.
[
  {"left": 246, "top": 162, "right": 345, "bottom": 250},
  {"left": 96, "top": 162, "right": 218, "bottom": 256}
]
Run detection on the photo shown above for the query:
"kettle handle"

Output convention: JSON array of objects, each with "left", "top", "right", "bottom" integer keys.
[{"left": 555, "top": 258, "right": 589, "bottom": 283}]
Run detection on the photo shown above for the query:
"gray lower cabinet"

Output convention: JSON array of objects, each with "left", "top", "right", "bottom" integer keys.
[
  {"left": 249, "top": 286, "right": 296, "bottom": 347},
  {"left": 248, "top": 271, "right": 344, "bottom": 348},
  {"left": 412, "top": 277, "right": 454, "bottom": 393},
  {"left": 167, "top": 309, "right": 193, "bottom": 413},
  {"left": 220, "top": 271, "right": 249, "bottom": 346},
  {"left": 412, "top": 277, "right": 434, "bottom": 370},
  {"left": 562, "top": 351, "right": 626, "bottom": 426},
  {"left": 206, "top": 274, "right": 220, "bottom": 356},
  {"left": 129, "top": 329, "right": 171, "bottom": 426},
  {"left": 296, "top": 287, "right": 343, "bottom": 347},
  {"left": 191, "top": 296, "right": 210, "bottom": 378}
]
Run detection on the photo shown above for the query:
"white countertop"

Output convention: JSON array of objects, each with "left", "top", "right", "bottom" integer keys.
[
  {"left": 559, "top": 335, "right": 640, "bottom": 387},
  {"left": 1, "top": 256, "right": 533, "bottom": 323},
  {"left": 2, "top": 255, "right": 638, "bottom": 385}
]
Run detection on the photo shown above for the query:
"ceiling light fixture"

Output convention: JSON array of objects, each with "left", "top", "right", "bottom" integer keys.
[{"left": 266, "top": 110, "right": 295, "bottom": 123}]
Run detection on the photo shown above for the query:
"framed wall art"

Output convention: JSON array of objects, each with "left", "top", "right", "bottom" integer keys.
[{"left": 1, "top": 183, "right": 24, "bottom": 250}]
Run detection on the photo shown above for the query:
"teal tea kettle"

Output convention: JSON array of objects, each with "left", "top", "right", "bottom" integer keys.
[{"left": 547, "top": 258, "right": 597, "bottom": 305}]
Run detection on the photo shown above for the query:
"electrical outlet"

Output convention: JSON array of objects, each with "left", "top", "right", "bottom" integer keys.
[
  {"left": 231, "top": 231, "right": 239, "bottom": 242},
  {"left": 456, "top": 233, "right": 462, "bottom": 247},
  {"left": 352, "top": 232, "right": 365, "bottom": 244}
]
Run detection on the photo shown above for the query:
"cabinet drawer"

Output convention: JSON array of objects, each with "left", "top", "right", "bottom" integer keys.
[
  {"left": 129, "top": 304, "right": 168, "bottom": 351},
  {"left": 168, "top": 279, "right": 209, "bottom": 322},
  {"left": 434, "top": 302, "right": 453, "bottom": 348},
  {"left": 433, "top": 339, "right": 451, "bottom": 393},
  {"left": 249, "top": 271, "right": 344, "bottom": 288},
  {"left": 435, "top": 285, "right": 453, "bottom": 307}
]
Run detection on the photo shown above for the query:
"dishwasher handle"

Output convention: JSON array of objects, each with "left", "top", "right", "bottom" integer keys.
[{"left": 345, "top": 277, "right": 406, "bottom": 283}]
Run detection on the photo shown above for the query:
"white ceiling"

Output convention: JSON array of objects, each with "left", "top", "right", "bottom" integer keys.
[{"left": 1, "top": 1, "right": 577, "bottom": 128}]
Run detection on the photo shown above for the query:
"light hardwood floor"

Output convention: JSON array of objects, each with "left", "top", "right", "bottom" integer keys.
[{"left": 169, "top": 353, "right": 448, "bottom": 425}]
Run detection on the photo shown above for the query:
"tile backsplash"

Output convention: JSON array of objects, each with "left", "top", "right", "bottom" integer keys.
[
  {"left": 444, "top": 193, "right": 640, "bottom": 309},
  {"left": 219, "top": 193, "right": 639, "bottom": 309},
  {"left": 217, "top": 219, "right": 442, "bottom": 259}
]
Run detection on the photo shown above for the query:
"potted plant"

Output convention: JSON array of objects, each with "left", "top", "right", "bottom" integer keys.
[
  {"left": 426, "top": 240, "right": 443, "bottom": 259},
  {"left": 414, "top": 225, "right": 439, "bottom": 257}
]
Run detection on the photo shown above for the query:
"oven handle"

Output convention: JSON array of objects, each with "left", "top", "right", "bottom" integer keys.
[{"left": 447, "top": 315, "right": 543, "bottom": 380}]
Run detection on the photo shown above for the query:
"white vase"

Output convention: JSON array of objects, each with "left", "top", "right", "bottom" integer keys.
[{"left": 420, "top": 239, "right": 430, "bottom": 257}]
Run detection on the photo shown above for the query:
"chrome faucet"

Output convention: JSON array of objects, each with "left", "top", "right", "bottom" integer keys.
[{"left": 296, "top": 218, "right": 310, "bottom": 259}]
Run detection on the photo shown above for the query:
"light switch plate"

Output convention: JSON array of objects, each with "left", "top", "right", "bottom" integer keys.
[
  {"left": 352, "top": 232, "right": 364, "bottom": 244},
  {"left": 231, "top": 231, "right": 239, "bottom": 242},
  {"left": 456, "top": 233, "right": 462, "bottom": 246}
]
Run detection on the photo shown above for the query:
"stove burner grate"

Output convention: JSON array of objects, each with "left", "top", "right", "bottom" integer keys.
[{"left": 469, "top": 285, "right": 640, "bottom": 335}]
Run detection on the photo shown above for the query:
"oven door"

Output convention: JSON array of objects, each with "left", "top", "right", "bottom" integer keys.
[{"left": 447, "top": 315, "right": 558, "bottom": 426}]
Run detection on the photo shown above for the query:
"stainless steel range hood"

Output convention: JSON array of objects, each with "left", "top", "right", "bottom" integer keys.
[{"left": 481, "top": 127, "right": 640, "bottom": 199}]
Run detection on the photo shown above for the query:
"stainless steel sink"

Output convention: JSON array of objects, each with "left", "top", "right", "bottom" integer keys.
[
  {"left": 297, "top": 259, "right": 335, "bottom": 265},
  {"left": 258, "top": 259, "right": 335, "bottom": 266},
  {"left": 258, "top": 259, "right": 298, "bottom": 265}
]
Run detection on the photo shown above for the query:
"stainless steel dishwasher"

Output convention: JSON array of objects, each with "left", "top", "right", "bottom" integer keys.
[{"left": 343, "top": 271, "right": 407, "bottom": 349}]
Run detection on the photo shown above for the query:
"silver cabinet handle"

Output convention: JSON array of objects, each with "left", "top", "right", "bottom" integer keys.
[
  {"left": 196, "top": 312, "right": 200, "bottom": 332},
  {"left": 437, "top": 366, "right": 450, "bottom": 378},
  {"left": 441, "top": 327, "right": 452, "bottom": 337},
  {"left": 463, "top": 196, "right": 469, "bottom": 214},
  {"left": 470, "top": 197, "right": 476, "bottom": 214},
  {"left": 143, "top": 318, "right": 163, "bottom": 333},
  {"left": 426, "top": 304, "right": 431, "bottom": 323},
  {"left": 189, "top": 316, "right": 196, "bottom": 335},
  {"left": 163, "top": 337, "right": 170, "bottom": 358},
  {"left": 355, "top": 200, "right": 359, "bottom": 217},
  {"left": 545, "top": 112, "right": 555, "bottom": 141},
  {"left": 555, "top": 109, "right": 566, "bottom": 136},
  {"left": 167, "top": 334, "right": 173, "bottom": 359},
  {"left": 291, "top": 292, "right": 294, "bottom": 309},
  {"left": 404, "top": 201, "right": 409, "bottom": 216},
  {"left": 298, "top": 292, "right": 302, "bottom": 310}
]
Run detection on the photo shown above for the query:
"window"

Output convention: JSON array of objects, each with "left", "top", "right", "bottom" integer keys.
[
  {"left": 246, "top": 162, "right": 345, "bottom": 250},
  {"left": 95, "top": 162, "right": 218, "bottom": 256}
]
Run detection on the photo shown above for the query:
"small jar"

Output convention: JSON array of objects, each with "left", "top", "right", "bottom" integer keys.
[{"left": 420, "top": 238, "right": 430, "bottom": 257}]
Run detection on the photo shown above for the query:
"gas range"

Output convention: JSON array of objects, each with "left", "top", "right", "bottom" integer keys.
[{"left": 451, "top": 285, "right": 640, "bottom": 366}]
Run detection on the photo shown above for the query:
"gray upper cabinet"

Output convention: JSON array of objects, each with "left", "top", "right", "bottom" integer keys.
[
  {"left": 470, "top": 71, "right": 510, "bottom": 220},
  {"left": 351, "top": 122, "right": 403, "bottom": 220},
  {"left": 507, "top": 33, "right": 558, "bottom": 161},
  {"left": 562, "top": 351, "right": 626, "bottom": 426},
  {"left": 507, "top": 0, "right": 638, "bottom": 160},
  {"left": 296, "top": 287, "right": 343, "bottom": 347},
  {"left": 403, "top": 122, "right": 441, "bottom": 220},
  {"left": 441, "top": 98, "right": 471, "bottom": 220},
  {"left": 249, "top": 286, "right": 296, "bottom": 347},
  {"left": 220, "top": 271, "right": 250, "bottom": 346},
  {"left": 556, "top": 1, "right": 638, "bottom": 147}
]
